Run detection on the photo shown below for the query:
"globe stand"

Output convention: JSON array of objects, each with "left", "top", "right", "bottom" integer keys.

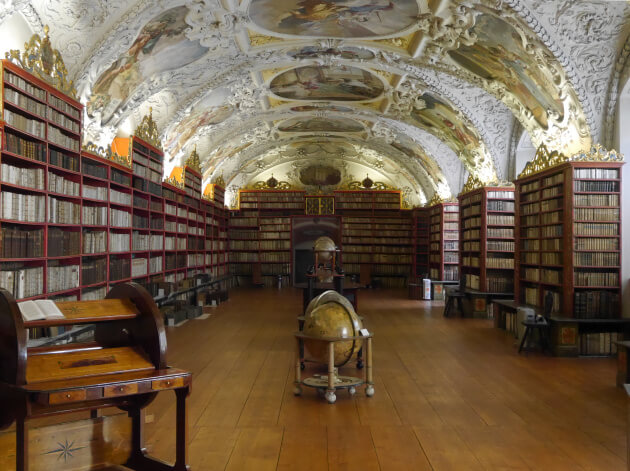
[{"left": 293, "top": 332, "right": 374, "bottom": 404}]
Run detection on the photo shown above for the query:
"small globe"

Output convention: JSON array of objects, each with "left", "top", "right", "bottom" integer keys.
[
  {"left": 313, "top": 236, "right": 336, "bottom": 263},
  {"left": 303, "top": 290, "right": 362, "bottom": 367}
]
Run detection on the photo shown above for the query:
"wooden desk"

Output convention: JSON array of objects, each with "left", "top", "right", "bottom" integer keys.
[
  {"left": 0, "top": 282, "right": 192, "bottom": 471},
  {"left": 493, "top": 300, "right": 540, "bottom": 337},
  {"left": 550, "top": 317, "right": 630, "bottom": 357},
  {"left": 430, "top": 281, "right": 458, "bottom": 300},
  {"left": 463, "top": 289, "right": 514, "bottom": 318},
  {"left": 295, "top": 280, "right": 364, "bottom": 311}
]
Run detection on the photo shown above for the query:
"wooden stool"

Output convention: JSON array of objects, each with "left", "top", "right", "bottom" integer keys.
[{"left": 444, "top": 288, "right": 465, "bottom": 317}]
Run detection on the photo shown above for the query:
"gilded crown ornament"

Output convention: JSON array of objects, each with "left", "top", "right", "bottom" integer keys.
[
  {"left": 428, "top": 193, "right": 445, "bottom": 206},
  {"left": 6, "top": 25, "right": 77, "bottom": 98},
  {"left": 82, "top": 142, "right": 111, "bottom": 159},
  {"left": 164, "top": 175, "right": 184, "bottom": 190},
  {"left": 185, "top": 146, "right": 201, "bottom": 173},
  {"left": 135, "top": 108, "right": 162, "bottom": 150},
  {"left": 518, "top": 144, "right": 569, "bottom": 178},
  {"left": 251, "top": 174, "right": 291, "bottom": 190},
  {"left": 459, "top": 173, "right": 484, "bottom": 195},
  {"left": 569, "top": 143, "right": 624, "bottom": 163},
  {"left": 212, "top": 173, "right": 226, "bottom": 188}
]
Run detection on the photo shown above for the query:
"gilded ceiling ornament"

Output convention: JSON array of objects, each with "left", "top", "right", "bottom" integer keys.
[
  {"left": 185, "top": 146, "right": 202, "bottom": 173},
  {"left": 371, "top": 33, "right": 414, "bottom": 52},
  {"left": 569, "top": 143, "right": 624, "bottom": 163},
  {"left": 416, "top": 5, "right": 477, "bottom": 61},
  {"left": 344, "top": 179, "right": 392, "bottom": 191},
  {"left": 134, "top": 107, "right": 162, "bottom": 150},
  {"left": 518, "top": 144, "right": 569, "bottom": 178},
  {"left": 247, "top": 30, "right": 285, "bottom": 47},
  {"left": 428, "top": 193, "right": 445, "bottom": 206},
  {"left": 5, "top": 25, "right": 77, "bottom": 98}
]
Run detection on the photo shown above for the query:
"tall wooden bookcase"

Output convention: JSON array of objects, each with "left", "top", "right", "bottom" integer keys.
[
  {"left": 428, "top": 201, "right": 459, "bottom": 281},
  {"left": 412, "top": 207, "right": 430, "bottom": 279},
  {"left": 458, "top": 183, "right": 515, "bottom": 293}
]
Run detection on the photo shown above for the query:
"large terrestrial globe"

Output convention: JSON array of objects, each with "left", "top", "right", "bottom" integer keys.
[
  {"left": 303, "top": 290, "right": 362, "bottom": 367},
  {"left": 313, "top": 236, "right": 336, "bottom": 263}
]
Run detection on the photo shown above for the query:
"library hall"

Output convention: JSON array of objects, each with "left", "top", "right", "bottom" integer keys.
[{"left": 0, "top": 1, "right": 630, "bottom": 470}]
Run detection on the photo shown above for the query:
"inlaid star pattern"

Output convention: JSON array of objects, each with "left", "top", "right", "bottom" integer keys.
[{"left": 44, "top": 439, "right": 86, "bottom": 462}]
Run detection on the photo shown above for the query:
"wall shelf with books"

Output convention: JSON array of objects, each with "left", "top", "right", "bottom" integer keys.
[
  {"left": 514, "top": 161, "right": 623, "bottom": 327},
  {"left": 458, "top": 185, "right": 515, "bottom": 293},
  {"left": 428, "top": 202, "right": 459, "bottom": 282},
  {"left": 333, "top": 190, "right": 401, "bottom": 216},
  {"left": 412, "top": 207, "right": 430, "bottom": 280}
]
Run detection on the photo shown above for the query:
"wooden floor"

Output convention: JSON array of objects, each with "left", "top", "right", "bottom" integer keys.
[{"left": 143, "top": 287, "right": 627, "bottom": 470}]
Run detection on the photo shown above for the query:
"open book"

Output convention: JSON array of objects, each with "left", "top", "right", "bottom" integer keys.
[{"left": 18, "top": 300, "right": 65, "bottom": 322}]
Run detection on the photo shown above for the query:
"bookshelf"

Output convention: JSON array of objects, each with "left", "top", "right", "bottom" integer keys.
[
  {"left": 458, "top": 181, "right": 515, "bottom": 293},
  {"left": 428, "top": 201, "right": 459, "bottom": 282},
  {"left": 515, "top": 159, "right": 623, "bottom": 318},
  {"left": 412, "top": 207, "right": 430, "bottom": 280}
]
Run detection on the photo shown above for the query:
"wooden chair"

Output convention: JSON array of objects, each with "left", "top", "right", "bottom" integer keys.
[
  {"left": 359, "top": 264, "right": 371, "bottom": 288},
  {"left": 518, "top": 292, "right": 554, "bottom": 354}
]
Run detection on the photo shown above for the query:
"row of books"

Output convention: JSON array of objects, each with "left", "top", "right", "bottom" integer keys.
[
  {"left": 131, "top": 258, "right": 148, "bottom": 277},
  {"left": 574, "top": 194, "right": 619, "bottom": 207},
  {"left": 574, "top": 181, "right": 619, "bottom": 192},
  {"left": 574, "top": 252, "right": 619, "bottom": 266},
  {"left": 110, "top": 232, "right": 130, "bottom": 252},
  {"left": 1, "top": 163, "right": 45, "bottom": 189},
  {"left": 48, "top": 107, "right": 79, "bottom": 133},
  {"left": 48, "top": 125, "right": 79, "bottom": 152},
  {"left": 4, "top": 109, "right": 45, "bottom": 138},
  {"left": 540, "top": 212, "right": 562, "bottom": 224},
  {"left": 260, "top": 240, "right": 290, "bottom": 250},
  {"left": 48, "top": 197, "right": 80, "bottom": 224},
  {"left": 83, "top": 230, "right": 106, "bottom": 254},
  {"left": 49, "top": 149, "right": 79, "bottom": 172},
  {"left": 49, "top": 171, "right": 79, "bottom": 196},
  {"left": 487, "top": 240, "right": 515, "bottom": 251},
  {"left": 579, "top": 333, "right": 619, "bottom": 356},
  {"left": 573, "top": 222, "right": 618, "bottom": 236},
  {"left": 5, "top": 88, "right": 46, "bottom": 118},
  {"left": 83, "top": 184, "right": 108, "bottom": 201},
  {"left": 487, "top": 200, "right": 514, "bottom": 211},
  {"left": 111, "top": 188, "right": 132, "bottom": 206},
  {"left": 0, "top": 264, "right": 43, "bottom": 298},
  {"left": 47, "top": 263, "right": 79, "bottom": 293},
  {"left": 109, "top": 256, "right": 130, "bottom": 281},
  {"left": 372, "top": 264, "right": 410, "bottom": 276},
  {"left": 260, "top": 252, "right": 290, "bottom": 263},
  {"left": 574, "top": 271, "right": 619, "bottom": 287},
  {"left": 462, "top": 205, "right": 481, "bottom": 217},
  {"left": 82, "top": 205, "right": 107, "bottom": 226},
  {"left": 4, "top": 131, "right": 47, "bottom": 161},
  {"left": 82, "top": 159, "right": 108, "bottom": 180},
  {"left": 5, "top": 70, "right": 46, "bottom": 100},
  {"left": 49, "top": 93, "right": 80, "bottom": 119},
  {"left": 48, "top": 228, "right": 80, "bottom": 257},
  {"left": 230, "top": 252, "right": 258, "bottom": 262},
  {"left": 574, "top": 291, "right": 620, "bottom": 319},
  {"left": 460, "top": 194, "right": 482, "bottom": 206},
  {"left": 488, "top": 215, "right": 514, "bottom": 225},
  {"left": 487, "top": 191, "right": 515, "bottom": 200},
  {"left": 1, "top": 225, "right": 43, "bottom": 258},
  {"left": 488, "top": 228, "right": 514, "bottom": 238},
  {"left": 487, "top": 276, "right": 513, "bottom": 293},
  {"left": 1, "top": 190, "right": 45, "bottom": 222},
  {"left": 574, "top": 168, "right": 619, "bottom": 180},
  {"left": 486, "top": 256, "right": 514, "bottom": 269},
  {"left": 150, "top": 256, "right": 163, "bottom": 274},
  {"left": 82, "top": 257, "right": 107, "bottom": 285},
  {"left": 573, "top": 208, "right": 619, "bottom": 221},
  {"left": 575, "top": 238, "right": 618, "bottom": 250},
  {"left": 111, "top": 208, "right": 131, "bottom": 227},
  {"left": 541, "top": 186, "right": 562, "bottom": 199},
  {"left": 343, "top": 237, "right": 410, "bottom": 244},
  {"left": 463, "top": 217, "right": 480, "bottom": 229}
]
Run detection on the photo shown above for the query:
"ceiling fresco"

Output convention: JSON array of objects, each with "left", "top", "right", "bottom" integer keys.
[
  {"left": 248, "top": 0, "right": 421, "bottom": 39},
  {"left": 277, "top": 116, "right": 365, "bottom": 133},
  {"left": 3, "top": 0, "right": 628, "bottom": 207},
  {"left": 269, "top": 64, "right": 385, "bottom": 102}
]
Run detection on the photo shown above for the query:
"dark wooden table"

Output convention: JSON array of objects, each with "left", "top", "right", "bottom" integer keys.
[
  {"left": 550, "top": 317, "right": 630, "bottom": 356},
  {"left": 295, "top": 280, "right": 364, "bottom": 312}
]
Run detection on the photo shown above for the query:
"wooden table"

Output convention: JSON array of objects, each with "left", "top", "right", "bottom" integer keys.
[
  {"left": 493, "top": 300, "right": 541, "bottom": 337},
  {"left": 295, "top": 280, "right": 364, "bottom": 312},
  {"left": 463, "top": 289, "right": 514, "bottom": 318},
  {"left": 550, "top": 317, "right": 630, "bottom": 357}
]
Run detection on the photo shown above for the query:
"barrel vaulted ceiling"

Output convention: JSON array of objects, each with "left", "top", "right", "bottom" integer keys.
[{"left": 1, "top": 0, "right": 628, "bottom": 207}]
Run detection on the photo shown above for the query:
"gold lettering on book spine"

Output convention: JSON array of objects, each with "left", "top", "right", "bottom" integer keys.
[{"left": 6, "top": 25, "right": 77, "bottom": 98}]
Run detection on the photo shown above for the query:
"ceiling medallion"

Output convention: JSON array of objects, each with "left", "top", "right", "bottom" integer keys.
[
  {"left": 518, "top": 144, "right": 568, "bottom": 179},
  {"left": 185, "top": 146, "right": 202, "bottom": 173},
  {"left": 569, "top": 143, "right": 624, "bottom": 163},
  {"left": 6, "top": 25, "right": 77, "bottom": 98},
  {"left": 135, "top": 107, "right": 162, "bottom": 150}
]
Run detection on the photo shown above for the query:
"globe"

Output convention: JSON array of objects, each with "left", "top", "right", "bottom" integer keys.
[
  {"left": 302, "top": 290, "right": 362, "bottom": 367},
  {"left": 313, "top": 236, "right": 336, "bottom": 263}
]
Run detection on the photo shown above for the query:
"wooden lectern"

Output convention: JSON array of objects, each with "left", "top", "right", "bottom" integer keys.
[{"left": 0, "top": 282, "right": 192, "bottom": 471}]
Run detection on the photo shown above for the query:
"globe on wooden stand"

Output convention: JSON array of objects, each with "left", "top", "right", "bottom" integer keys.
[
  {"left": 294, "top": 290, "right": 374, "bottom": 403},
  {"left": 312, "top": 236, "right": 338, "bottom": 283}
]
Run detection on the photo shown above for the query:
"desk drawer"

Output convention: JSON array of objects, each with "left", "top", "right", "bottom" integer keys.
[
  {"left": 152, "top": 377, "right": 184, "bottom": 391},
  {"left": 104, "top": 383, "right": 138, "bottom": 398},
  {"left": 49, "top": 389, "right": 87, "bottom": 405}
]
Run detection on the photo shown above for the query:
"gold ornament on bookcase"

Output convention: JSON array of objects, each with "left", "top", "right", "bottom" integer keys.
[
  {"left": 252, "top": 174, "right": 292, "bottom": 190},
  {"left": 212, "top": 173, "right": 226, "bottom": 188},
  {"left": 459, "top": 173, "right": 484, "bottom": 195},
  {"left": 344, "top": 175, "right": 392, "bottom": 191},
  {"left": 164, "top": 175, "right": 184, "bottom": 190},
  {"left": 134, "top": 107, "right": 162, "bottom": 150},
  {"left": 569, "top": 143, "right": 624, "bottom": 163},
  {"left": 185, "top": 146, "right": 201, "bottom": 173},
  {"left": 5, "top": 25, "right": 77, "bottom": 98},
  {"left": 518, "top": 144, "right": 568, "bottom": 178},
  {"left": 82, "top": 142, "right": 111, "bottom": 159}
]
